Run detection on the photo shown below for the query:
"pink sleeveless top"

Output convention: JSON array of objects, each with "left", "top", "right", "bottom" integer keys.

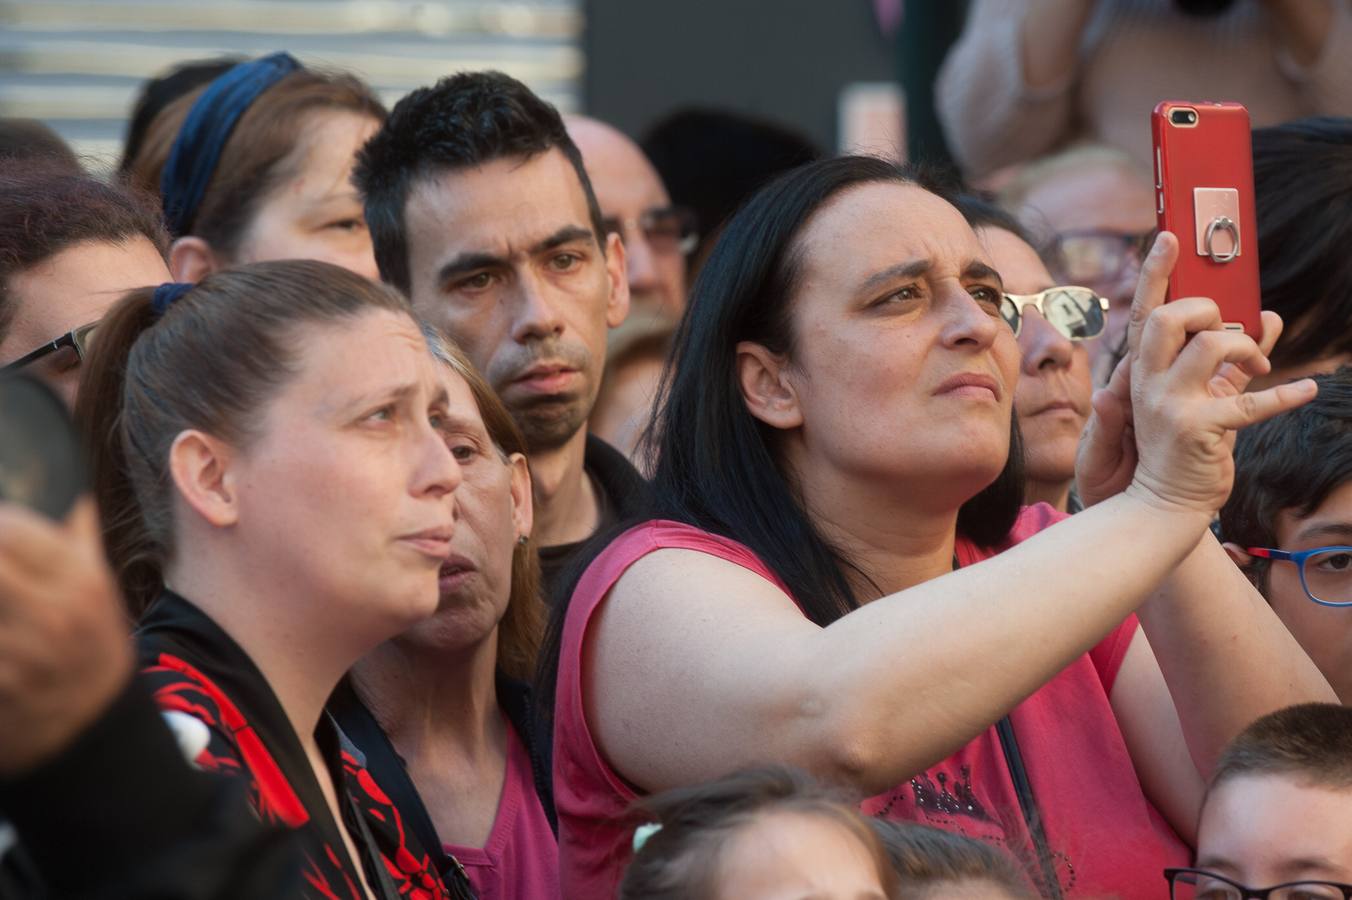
[
  {"left": 443, "top": 723, "right": 559, "bottom": 900},
  {"left": 552, "top": 506, "right": 1189, "bottom": 899}
]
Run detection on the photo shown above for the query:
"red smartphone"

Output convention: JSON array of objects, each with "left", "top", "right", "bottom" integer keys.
[{"left": 1151, "top": 100, "right": 1262, "bottom": 338}]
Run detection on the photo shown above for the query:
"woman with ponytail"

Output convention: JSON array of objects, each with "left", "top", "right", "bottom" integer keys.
[
  {"left": 75, "top": 260, "right": 473, "bottom": 899},
  {"left": 124, "top": 53, "right": 385, "bottom": 283}
]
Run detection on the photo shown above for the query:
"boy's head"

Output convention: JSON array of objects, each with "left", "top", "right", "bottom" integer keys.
[
  {"left": 1191, "top": 704, "right": 1352, "bottom": 893},
  {"left": 1220, "top": 367, "right": 1352, "bottom": 702}
]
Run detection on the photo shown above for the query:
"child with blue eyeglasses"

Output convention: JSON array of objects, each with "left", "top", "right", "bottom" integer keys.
[{"left": 1221, "top": 366, "right": 1352, "bottom": 705}]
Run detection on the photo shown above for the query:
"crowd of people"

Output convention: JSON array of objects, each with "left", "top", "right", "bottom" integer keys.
[{"left": 1, "top": 4, "right": 1352, "bottom": 897}]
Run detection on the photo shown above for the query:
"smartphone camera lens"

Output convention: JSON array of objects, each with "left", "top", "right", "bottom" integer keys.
[{"left": 1170, "top": 108, "right": 1199, "bottom": 126}]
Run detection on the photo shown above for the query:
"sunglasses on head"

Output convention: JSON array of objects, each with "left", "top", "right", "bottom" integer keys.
[
  {"left": 1000, "top": 286, "right": 1109, "bottom": 342},
  {"left": 2, "top": 321, "right": 99, "bottom": 374}
]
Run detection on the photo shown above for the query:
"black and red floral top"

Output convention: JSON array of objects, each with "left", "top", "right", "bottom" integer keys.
[{"left": 136, "top": 591, "right": 476, "bottom": 900}]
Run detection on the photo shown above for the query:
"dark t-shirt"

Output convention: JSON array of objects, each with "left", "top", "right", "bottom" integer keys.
[{"left": 537, "top": 434, "right": 649, "bottom": 599}]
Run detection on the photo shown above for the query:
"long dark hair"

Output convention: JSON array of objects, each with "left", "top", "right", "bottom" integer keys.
[
  {"left": 535, "top": 156, "right": 1023, "bottom": 732},
  {"left": 650, "top": 155, "right": 1023, "bottom": 625}
]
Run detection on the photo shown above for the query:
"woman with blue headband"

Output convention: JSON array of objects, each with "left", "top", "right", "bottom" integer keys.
[
  {"left": 75, "top": 262, "right": 476, "bottom": 899},
  {"left": 126, "top": 53, "right": 385, "bottom": 284}
]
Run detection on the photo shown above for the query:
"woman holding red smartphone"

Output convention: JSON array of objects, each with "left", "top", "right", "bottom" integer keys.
[{"left": 540, "top": 156, "right": 1333, "bottom": 899}]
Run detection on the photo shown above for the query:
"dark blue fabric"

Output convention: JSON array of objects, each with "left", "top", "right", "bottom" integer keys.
[
  {"left": 151, "top": 282, "right": 194, "bottom": 318},
  {"left": 159, "top": 52, "right": 302, "bottom": 237}
]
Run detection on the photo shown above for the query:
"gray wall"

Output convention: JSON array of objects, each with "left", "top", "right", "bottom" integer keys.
[{"left": 583, "top": 0, "right": 897, "bottom": 149}]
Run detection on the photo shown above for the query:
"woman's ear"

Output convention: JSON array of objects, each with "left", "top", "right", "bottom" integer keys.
[
  {"left": 736, "top": 341, "right": 802, "bottom": 431},
  {"left": 507, "top": 452, "right": 534, "bottom": 543},
  {"left": 168, "top": 430, "right": 239, "bottom": 528},
  {"left": 168, "top": 237, "right": 221, "bottom": 284}
]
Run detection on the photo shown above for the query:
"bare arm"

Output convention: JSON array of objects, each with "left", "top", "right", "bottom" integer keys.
[
  {"left": 587, "top": 492, "right": 1208, "bottom": 796},
  {"left": 584, "top": 232, "right": 1317, "bottom": 800},
  {"left": 1080, "top": 233, "right": 1335, "bottom": 840},
  {"left": 935, "top": 0, "right": 1094, "bottom": 175},
  {"left": 1110, "top": 535, "right": 1336, "bottom": 845},
  {"left": 1140, "top": 532, "right": 1336, "bottom": 771}
]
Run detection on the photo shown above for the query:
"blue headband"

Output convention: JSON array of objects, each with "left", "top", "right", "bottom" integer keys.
[
  {"left": 160, "top": 52, "right": 302, "bottom": 237},
  {"left": 151, "top": 282, "right": 194, "bottom": 318}
]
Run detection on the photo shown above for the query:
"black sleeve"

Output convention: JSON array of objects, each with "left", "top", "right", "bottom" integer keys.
[{"left": 0, "top": 677, "right": 303, "bottom": 900}]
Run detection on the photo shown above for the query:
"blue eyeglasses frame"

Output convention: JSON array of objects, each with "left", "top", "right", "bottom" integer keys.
[{"left": 1245, "top": 545, "right": 1352, "bottom": 608}]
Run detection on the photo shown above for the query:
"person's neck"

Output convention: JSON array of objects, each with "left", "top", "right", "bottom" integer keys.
[
  {"left": 349, "top": 628, "right": 503, "bottom": 764},
  {"left": 529, "top": 427, "right": 598, "bottom": 548},
  {"left": 793, "top": 465, "right": 962, "bottom": 599},
  {"left": 1024, "top": 477, "right": 1073, "bottom": 513},
  {"left": 165, "top": 554, "right": 362, "bottom": 751}
]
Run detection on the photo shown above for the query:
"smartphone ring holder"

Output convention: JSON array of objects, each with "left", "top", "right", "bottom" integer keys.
[{"left": 1203, "top": 215, "right": 1240, "bottom": 264}]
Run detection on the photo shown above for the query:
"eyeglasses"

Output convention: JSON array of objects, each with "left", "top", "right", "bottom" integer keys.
[
  {"left": 1000, "top": 286, "right": 1109, "bottom": 341},
  {"left": 1049, "top": 229, "right": 1155, "bottom": 287},
  {"left": 1244, "top": 545, "right": 1352, "bottom": 608},
  {"left": 1, "top": 322, "right": 99, "bottom": 374},
  {"left": 1166, "top": 867, "right": 1352, "bottom": 899},
  {"left": 601, "top": 205, "right": 699, "bottom": 256}
]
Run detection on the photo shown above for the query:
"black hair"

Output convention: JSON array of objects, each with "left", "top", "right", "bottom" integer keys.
[
  {"left": 117, "top": 56, "right": 242, "bottom": 177},
  {"left": 1219, "top": 366, "right": 1352, "bottom": 587},
  {"left": 953, "top": 194, "right": 1037, "bottom": 249},
  {"left": 354, "top": 70, "right": 606, "bottom": 296},
  {"left": 641, "top": 107, "right": 821, "bottom": 257},
  {"left": 1253, "top": 117, "right": 1352, "bottom": 372},
  {"left": 0, "top": 162, "right": 168, "bottom": 347},
  {"left": 0, "top": 119, "right": 81, "bottom": 173}
]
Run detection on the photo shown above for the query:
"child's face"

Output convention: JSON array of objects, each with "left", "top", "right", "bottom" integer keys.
[
  {"left": 1267, "top": 480, "right": 1352, "bottom": 702},
  {"left": 714, "top": 812, "right": 888, "bottom": 900},
  {"left": 1196, "top": 773, "right": 1352, "bottom": 888}
]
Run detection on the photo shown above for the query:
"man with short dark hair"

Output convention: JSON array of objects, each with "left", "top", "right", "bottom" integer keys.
[
  {"left": 355, "top": 71, "right": 647, "bottom": 589},
  {"left": 0, "top": 164, "right": 171, "bottom": 405},
  {"left": 1174, "top": 703, "right": 1352, "bottom": 897},
  {"left": 1220, "top": 367, "right": 1352, "bottom": 704}
]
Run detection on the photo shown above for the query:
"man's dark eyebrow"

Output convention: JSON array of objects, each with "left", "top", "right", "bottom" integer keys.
[
  {"left": 1293, "top": 522, "right": 1352, "bottom": 544},
  {"left": 434, "top": 224, "right": 596, "bottom": 287},
  {"left": 436, "top": 251, "right": 507, "bottom": 287},
  {"left": 860, "top": 259, "right": 932, "bottom": 294},
  {"left": 531, "top": 224, "right": 595, "bottom": 254},
  {"left": 963, "top": 260, "right": 1005, "bottom": 292}
]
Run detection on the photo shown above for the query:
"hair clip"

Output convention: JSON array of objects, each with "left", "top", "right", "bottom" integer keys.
[
  {"left": 632, "top": 822, "right": 662, "bottom": 853},
  {"left": 151, "top": 282, "right": 194, "bottom": 318}
]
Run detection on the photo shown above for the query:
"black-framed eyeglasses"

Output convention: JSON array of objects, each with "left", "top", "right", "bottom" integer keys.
[
  {"left": 1049, "top": 229, "right": 1156, "bottom": 287},
  {"left": 1244, "top": 545, "right": 1352, "bottom": 608},
  {"left": 999, "top": 286, "right": 1109, "bottom": 342},
  {"left": 2, "top": 322, "right": 99, "bottom": 373},
  {"left": 1166, "top": 867, "right": 1352, "bottom": 899},
  {"left": 601, "top": 205, "right": 699, "bottom": 256}
]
